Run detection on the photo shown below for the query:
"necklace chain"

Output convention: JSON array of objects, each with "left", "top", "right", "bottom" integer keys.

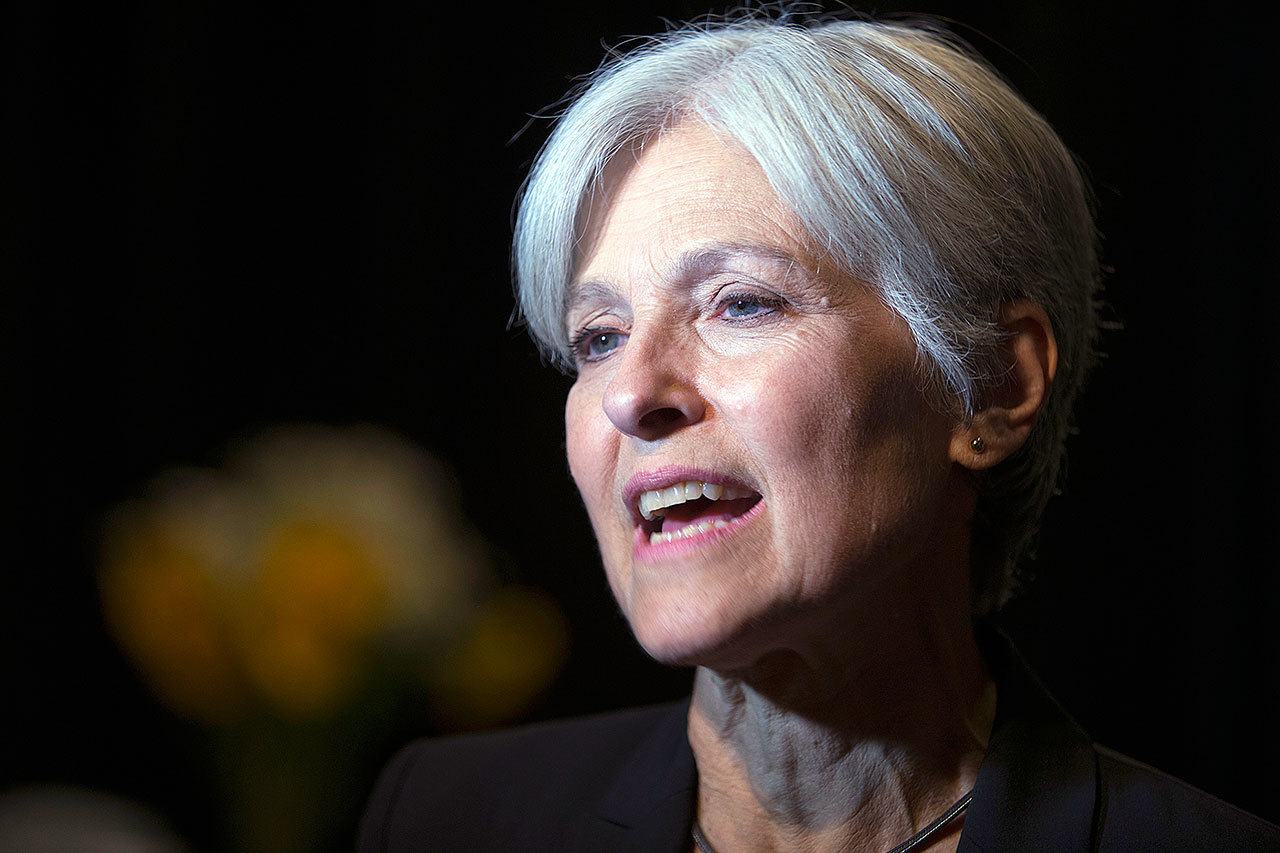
[{"left": 691, "top": 787, "right": 973, "bottom": 853}]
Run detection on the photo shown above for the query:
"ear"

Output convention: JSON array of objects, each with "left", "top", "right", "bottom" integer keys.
[{"left": 950, "top": 298, "right": 1058, "bottom": 471}]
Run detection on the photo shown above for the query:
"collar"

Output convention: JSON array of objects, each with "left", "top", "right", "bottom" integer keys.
[
  {"left": 959, "top": 619, "right": 1099, "bottom": 851},
  {"left": 584, "top": 693, "right": 697, "bottom": 851},
  {"left": 585, "top": 620, "right": 1100, "bottom": 852}
]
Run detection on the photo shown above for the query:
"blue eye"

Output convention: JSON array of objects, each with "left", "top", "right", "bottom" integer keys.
[
  {"left": 586, "top": 332, "right": 624, "bottom": 357},
  {"left": 725, "top": 298, "right": 764, "bottom": 318},
  {"left": 570, "top": 327, "right": 626, "bottom": 363},
  {"left": 720, "top": 292, "right": 782, "bottom": 320}
]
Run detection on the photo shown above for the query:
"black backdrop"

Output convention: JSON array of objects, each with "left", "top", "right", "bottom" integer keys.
[{"left": 6, "top": 3, "right": 1279, "bottom": 850}]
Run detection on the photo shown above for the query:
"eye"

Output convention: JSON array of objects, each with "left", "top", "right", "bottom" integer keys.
[
  {"left": 586, "top": 331, "right": 624, "bottom": 357},
  {"left": 718, "top": 291, "right": 783, "bottom": 321},
  {"left": 569, "top": 327, "right": 626, "bottom": 363}
]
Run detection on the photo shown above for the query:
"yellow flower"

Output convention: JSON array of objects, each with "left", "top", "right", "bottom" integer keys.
[
  {"left": 237, "top": 518, "right": 387, "bottom": 716},
  {"left": 100, "top": 523, "right": 249, "bottom": 724},
  {"left": 99, "top": 423, "right": 566, "bottom": 727},
  {"left": 427, "top": 586, "right": 569, "bottom": 730}
]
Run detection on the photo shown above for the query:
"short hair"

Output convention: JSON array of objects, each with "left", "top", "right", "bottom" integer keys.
[{"left": 512, "top": 11, "right": 1104, "bottom": 615}]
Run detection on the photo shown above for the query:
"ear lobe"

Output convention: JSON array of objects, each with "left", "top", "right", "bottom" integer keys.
[{"left": 951, "top": 298, "right": 1058, "bottom": 471}]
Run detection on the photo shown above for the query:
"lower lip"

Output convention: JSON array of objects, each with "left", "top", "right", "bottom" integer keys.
[{"left": 632, "top": 499, "right": 766, "bottom": 561}]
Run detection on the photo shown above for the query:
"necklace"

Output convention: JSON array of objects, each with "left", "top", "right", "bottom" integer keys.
[{"left": 690, "top": 787, "right": 973, "bottom": 853}]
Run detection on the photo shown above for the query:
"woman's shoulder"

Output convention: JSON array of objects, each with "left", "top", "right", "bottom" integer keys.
[
  {"left": 971, "top": 619, "right": 1280, "bottom": 850},
  {"left": 357, "top": 697, "right": 692, "bottom": 852},
  {"left": 1091, "top": 742, "right": 1280, "bottom": 850}
]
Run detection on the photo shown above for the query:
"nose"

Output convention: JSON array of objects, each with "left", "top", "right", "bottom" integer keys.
[{"left": 601, "top": 328, "right": 706, "bottom": 441}]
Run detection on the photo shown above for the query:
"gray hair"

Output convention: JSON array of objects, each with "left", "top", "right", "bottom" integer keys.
[{"left": 512, "top": 12, "right": 1103, "bottom": 615}]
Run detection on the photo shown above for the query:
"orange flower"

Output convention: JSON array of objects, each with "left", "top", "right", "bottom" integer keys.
[
  {"left": 98, "top": 424, "right": 565, "bottom": 727},
  {"left": 100, "top": 524, "right": 249, "bottom": 724}
]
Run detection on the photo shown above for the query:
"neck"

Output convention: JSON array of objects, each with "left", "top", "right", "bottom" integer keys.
[{"left": 687, "top": 586, "right": 996, "bottom": 853}]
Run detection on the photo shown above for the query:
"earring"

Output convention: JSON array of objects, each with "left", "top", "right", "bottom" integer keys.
[{"left": 970, "top": 436, "right": 986, "bottom": 454}]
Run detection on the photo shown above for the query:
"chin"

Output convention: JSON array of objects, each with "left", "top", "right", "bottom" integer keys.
[{"left": 623, "top": 586, "right": 767, "bottom": 671}]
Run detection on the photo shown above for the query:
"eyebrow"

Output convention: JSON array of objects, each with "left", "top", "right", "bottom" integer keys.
[{"left": 565, "top": 240, "right": 813, "bottom": 319}]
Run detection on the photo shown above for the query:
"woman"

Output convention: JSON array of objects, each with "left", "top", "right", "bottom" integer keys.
[{"left": 360, "top": 14, "right": 1280, "bottom": 852}]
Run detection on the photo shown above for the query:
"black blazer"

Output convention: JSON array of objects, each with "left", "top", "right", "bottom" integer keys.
[{"left": 359, "top": 623, "right": 1280, "bottom": 851}]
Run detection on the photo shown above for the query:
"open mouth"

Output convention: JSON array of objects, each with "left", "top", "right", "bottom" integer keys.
[{"left": 634, "top": 480, "right": 763, "bottom": 545}]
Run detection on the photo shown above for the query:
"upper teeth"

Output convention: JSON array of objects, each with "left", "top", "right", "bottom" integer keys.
[{"left": 637, "top": 480, "right": 753, "bottom": 520}]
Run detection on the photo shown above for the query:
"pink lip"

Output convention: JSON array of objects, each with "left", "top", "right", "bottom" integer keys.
[
  {"left": 632, "top": 496, "right": 766, "bottom": 561},
  {"left": 622, "top": 465, "right": 765, "bottom": 561}
]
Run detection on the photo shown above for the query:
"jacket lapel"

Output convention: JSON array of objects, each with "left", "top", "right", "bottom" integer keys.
[
  {"left": 581, "top": 695, "right": 698, "bottom": 852},
  {"left": 959, "top": 621, "right": 1100, "bottom": 851}
]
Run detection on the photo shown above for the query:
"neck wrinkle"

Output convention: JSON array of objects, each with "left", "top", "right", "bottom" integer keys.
[{"left": 687, "top": 590, "right": 996, "bottom": 852}]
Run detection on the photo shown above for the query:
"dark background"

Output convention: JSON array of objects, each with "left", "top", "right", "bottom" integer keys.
[{"left": 6, "top": 2, "right": 1278, "bottom": 850}]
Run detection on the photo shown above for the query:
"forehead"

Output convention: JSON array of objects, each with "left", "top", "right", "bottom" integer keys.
[{"left": 569, "top": 122, "right": 819, "bottom": 307}]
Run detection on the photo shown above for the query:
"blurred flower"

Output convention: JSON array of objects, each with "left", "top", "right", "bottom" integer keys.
[
  {"left": 98, "top": 423, "right": 565, "bottom": 726},
  {"left": 426, "top": 585, "right": 569, "bottom": 730},
  {"left": 97, "top": 423, "right": 570, "bottom": 852},
  {"left": 99, "top": 513, "right": 251, "bottom": 723}
]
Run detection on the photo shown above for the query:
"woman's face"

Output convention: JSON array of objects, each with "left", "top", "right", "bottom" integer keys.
[{"left": 564, "top": 122, "right": 970, "bottom": 670}]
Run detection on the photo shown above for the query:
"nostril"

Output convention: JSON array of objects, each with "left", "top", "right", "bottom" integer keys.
[{"left": 637, "top": 407, "right": 688, "bottom": 434}]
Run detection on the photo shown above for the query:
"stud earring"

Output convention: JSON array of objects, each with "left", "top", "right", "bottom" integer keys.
[{"left": 970, "top": 436, "right": 986, "bottom": 454}]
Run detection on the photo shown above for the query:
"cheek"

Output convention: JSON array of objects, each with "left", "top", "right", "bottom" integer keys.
[
  {"left": 565, "top": 383, "right": 617, "bottom": 526},
  {"left": 714, "top": 342, "right": 859, "bottom": 476},
  {"left": 718, "top": 337, "right": 936, "bottom": 549},
  {"left": 564, "top": 385, "right": 596, "bottom": 493},
  {"left": 565, "top": 383, "right": 633, "bottom": 607}
]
